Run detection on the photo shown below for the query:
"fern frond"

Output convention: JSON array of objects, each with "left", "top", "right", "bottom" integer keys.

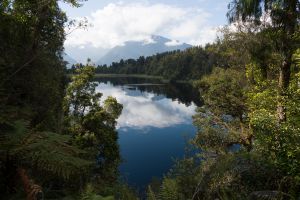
[
  {"left": 1, "top": 120, "right": 94, "bottom": 180},
  {"left": 249, "top": 191, "right": 291, "bottom": 200},
  {"left": 16, "top": 131, "right": 93, "bottom": 179}
]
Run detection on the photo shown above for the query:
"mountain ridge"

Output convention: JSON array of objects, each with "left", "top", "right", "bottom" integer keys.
[
  {"left": 96, "top": 35, "right": 192, "bottom": 65},
  {"left": 63, "top": 53, "right": 77, "bottom": 68}
]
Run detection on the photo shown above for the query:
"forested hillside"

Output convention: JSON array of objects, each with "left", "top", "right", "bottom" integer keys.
[
  {"left": 92, "top": 45, "right": 228, "bottom": 81},
  {"left": 90, "top": 36, "right": 246, "bottom": 81}
]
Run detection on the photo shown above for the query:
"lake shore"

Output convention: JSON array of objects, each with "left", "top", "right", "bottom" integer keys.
[
  {"left": 68, "top": 73, "right": 193, "bottom": 84},
  {"left": 94, "top": 73, "right": 163, "bottom": 79}
]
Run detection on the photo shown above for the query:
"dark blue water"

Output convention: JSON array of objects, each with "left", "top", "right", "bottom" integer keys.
[
  {"left": 119, "top": 124, "right": 196, "bottom": 188},
  {"left": 95, "top": 77, "right": 201, "bottom": 189}
]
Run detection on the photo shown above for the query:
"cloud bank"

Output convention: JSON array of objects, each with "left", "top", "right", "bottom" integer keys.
[
  {"left": 65, "top": 2, "right": 219, "bottom": 49},
  {"left": 96, "top": 83, "right": 196, "bottom": 129}
]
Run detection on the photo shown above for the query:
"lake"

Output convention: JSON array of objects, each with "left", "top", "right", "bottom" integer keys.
[{"left": 95, "top": 77, "right": 202, "bottom": 189}]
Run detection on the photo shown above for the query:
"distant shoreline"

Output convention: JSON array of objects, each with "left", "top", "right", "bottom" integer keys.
[
  {"left": 67, "top": 73, "right": 192, "bottom": 84},
  {"left": 93, "top": 73, "right": 163, "bottom": 79}
]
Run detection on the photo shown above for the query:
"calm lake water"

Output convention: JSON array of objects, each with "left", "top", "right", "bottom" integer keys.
[{"left": 95, "top": 77, "right": 202, "bottom": 189}]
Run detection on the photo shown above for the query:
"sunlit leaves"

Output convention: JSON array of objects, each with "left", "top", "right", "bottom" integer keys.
[
  {"left": 196, "top": 67, "right": 248, "bottom": 119},
  {"left": 64, "top": 65, "right": 123, "bottom": 182},
  {"left": 104, "top": 96, "right": 123, "bottom": 120},
  {"left": 293, "top": 49, "right": 300, "bottom": 67},
  {"left": 246, "top": 48, "right": 300, "bottom": 178}
]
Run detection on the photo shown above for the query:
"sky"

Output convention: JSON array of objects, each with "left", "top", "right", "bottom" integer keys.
[{"left": 60, "top": 0, "right": 231, "bottom": 50}]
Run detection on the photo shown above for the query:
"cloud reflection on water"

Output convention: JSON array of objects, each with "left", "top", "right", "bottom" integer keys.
[{"left": 96, "top": 82, "right": 196, "bottom": 130}]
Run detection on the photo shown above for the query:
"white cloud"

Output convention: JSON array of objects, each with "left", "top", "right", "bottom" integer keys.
[
  {"left": 65, "top": 2, "right": 219, "bottom": 49},
  {"left": 165, "top": 40, "right": 182, "bottom": 46},
  {"left": 96, "top": 83, "right": 196, "bottom": 130}
]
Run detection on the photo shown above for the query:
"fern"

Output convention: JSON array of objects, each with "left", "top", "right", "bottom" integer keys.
[
  {"left": 249, "top": 191, "right": 291, "bottom": 200},
  {"left": 159, "top": 178, "right": 181, "bottom": 200},
  {"left": 81, "top": 184, "right": 114, "bottom": 200},
  {"left": 146, "top": 186, "right": 157, "bottom": 200},
  {"left": 0, "top": 120, "right": 93, "bottom": 180}
]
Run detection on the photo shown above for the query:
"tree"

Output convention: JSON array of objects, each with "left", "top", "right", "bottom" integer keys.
[
  {"left": 160, "top": 19, "right": 300, "bottom": 199},
  {"left": 63, "top": 65, "right": 123, "bottom": 184},
  {"left": 1, "top": 0, "right": 76, "bottom": 197},
  {"left": 0, "top": 0, "right": 122, "bottom": 198},
  {"left": 227, "top": 0, "right": 300, "bottom": 122},
  {"left": 228, "top": 0, "right": 300, "bottom": 180}
]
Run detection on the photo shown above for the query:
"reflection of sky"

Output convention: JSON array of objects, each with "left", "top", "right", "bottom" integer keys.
[
  {"left": 96, "top": 82, "right": 196, "bottom": 130},
  {"left": 96, "top": 81, "right": 197, "bottom": 188}
]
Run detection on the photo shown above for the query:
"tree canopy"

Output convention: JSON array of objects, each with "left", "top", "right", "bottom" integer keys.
[{"left": 0, "top": 1, "right": 134, "bottom": 199}]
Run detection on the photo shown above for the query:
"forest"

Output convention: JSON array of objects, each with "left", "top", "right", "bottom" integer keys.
[
  {"left": 1, "top": 0, "right": 300, "bottom": 200},
  {"left": 68, "top": 46, "right": 226, "bottom": 81}
]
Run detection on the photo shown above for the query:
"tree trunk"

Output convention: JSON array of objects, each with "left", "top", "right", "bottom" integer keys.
[
  {"left": 17, "top": 168, "right": 44, "bottom": 200},
  {"left": 277, "top": 58, "right": 291, "bottom": 123},
  {"left": 276, "top": 0, "right": 297, "bottom": 123}
]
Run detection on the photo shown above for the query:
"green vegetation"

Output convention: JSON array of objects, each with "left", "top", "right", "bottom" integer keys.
[
  {"left": 93, "top": 74, "right": 163, "bottom": 79},
  {"left": 63, "top": 65, "right": 123, "bottom": 184},
  {"left": 67, "top": 73, "right": 163, "bottom": 80},
  {"left": 68, "top": 46, "right": 226, "bottom": 81},
  {"left": 146, "top": 0, "right": 300, "bottom": 199},
  {"left": 0, "top": 1, "right": 137, "bottom": 199},
  {"left": 1, "top": 0, "right": 300, "bottom": 199}
]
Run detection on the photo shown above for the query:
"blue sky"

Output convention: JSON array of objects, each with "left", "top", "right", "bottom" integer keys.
[{"left": 61, "top": 0, "right": 231, "bottom": 49}]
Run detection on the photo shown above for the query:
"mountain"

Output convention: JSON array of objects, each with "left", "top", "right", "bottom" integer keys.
[
  {"left": 64, "top": 43, "right": 109, "bottom": 64},
  {"left": 63, "top": 53, "right": 77, "bottom": 68},
  {"left": 96, "top": 35, "right": 192, "bottom": 65}
]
